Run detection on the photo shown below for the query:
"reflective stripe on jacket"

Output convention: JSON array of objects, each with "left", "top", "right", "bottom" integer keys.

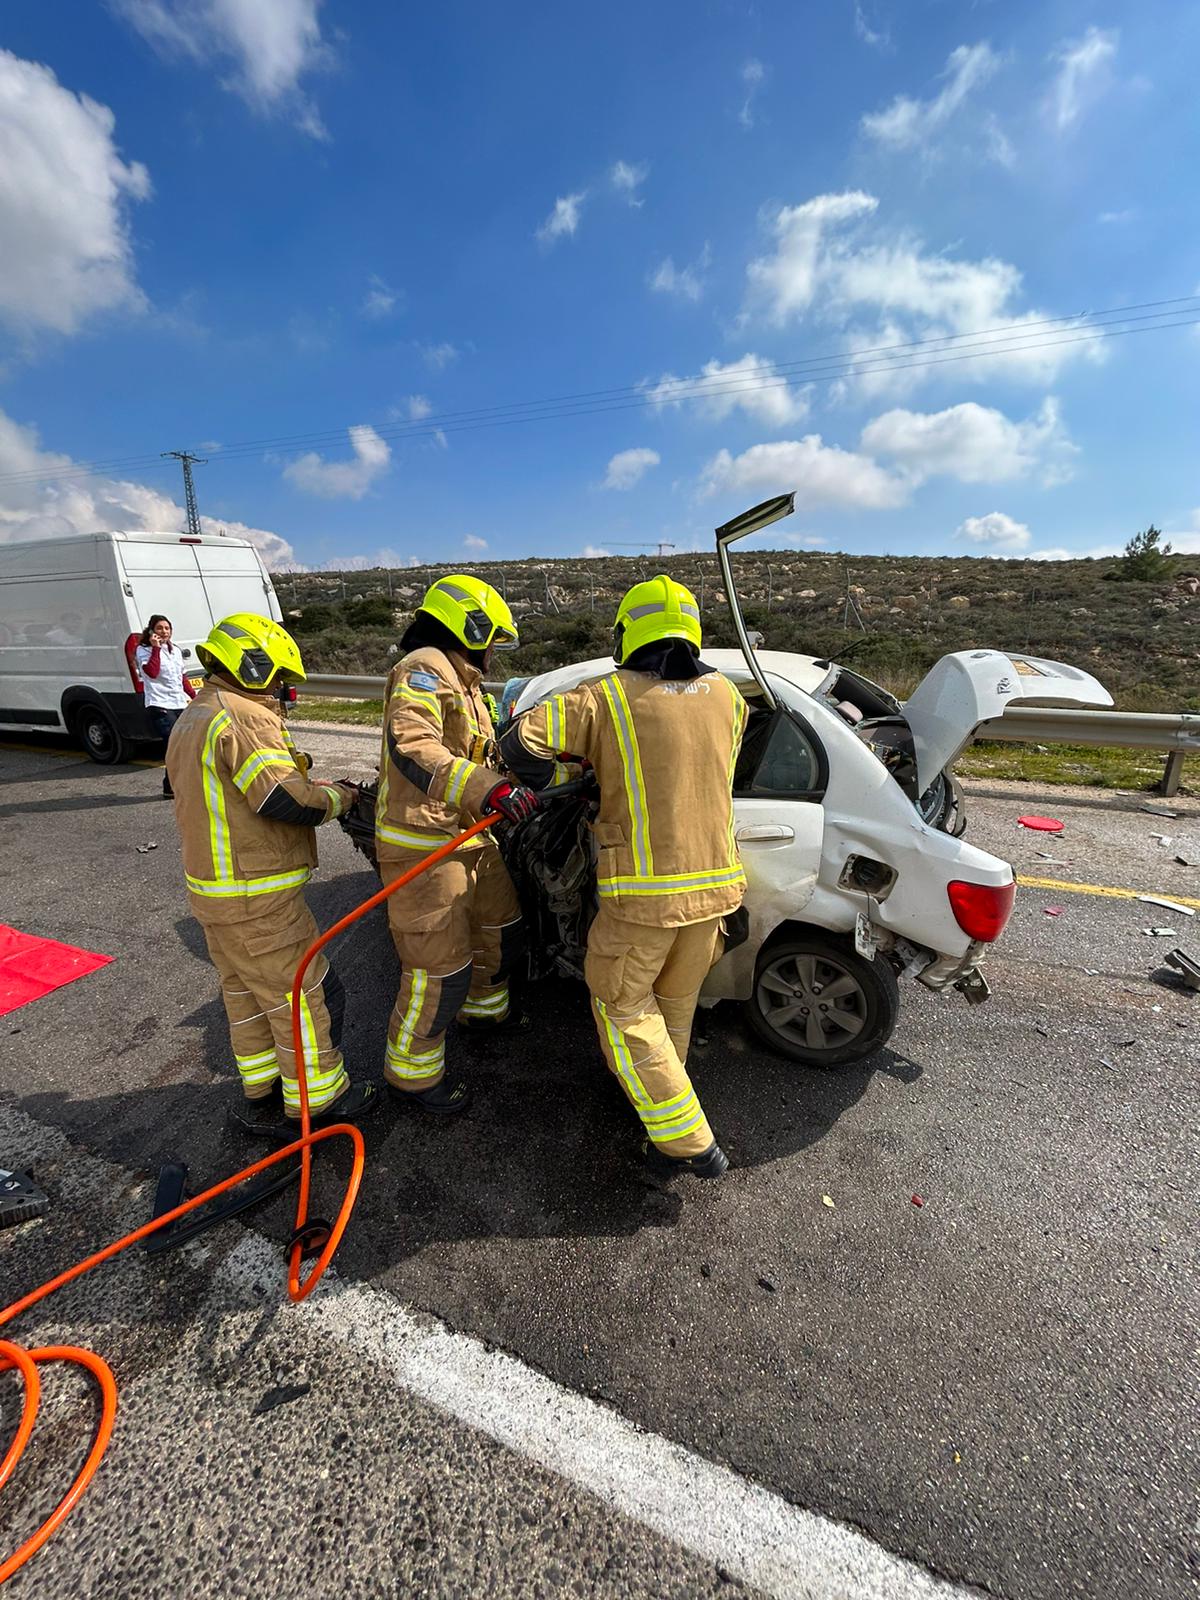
[
  {"left": 167, "top": 682, "right": 348, "bottom": 923},
  {"left": 375, "top": 646, "right": 499, "bottom": 863},
  {"left": 502, "top": 668, "right": 748, "bottom": 927}
]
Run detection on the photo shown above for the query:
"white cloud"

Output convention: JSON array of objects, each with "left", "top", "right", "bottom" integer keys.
[
  {"left": 1098, "top": 208, "right": 1136, "bottom": 225},
  {"left": 955, "top": 512, "right": 1032, "bottom": 551},
  {"left": 861, "top": 397, "right": 1076, "bottom": 486},
  {"left": 861, "top": 43, "right": 1002, "bottom": 154},
  {"left": 362, "top": 274, "right": 399, "bottom": 318},
  {"left": 1028, "top": 544, "right": 1122, "bottom": 561},
  {"left": 739, "top": 58, "right": 765, "bottom": 128},
  {"left": 648, "top": 353, "right": 811, "bottom": 429},
  {"left": 1047, "top": 27, "right": 1118, "bottom": 131},
  {"left": 419, "top": 341, "right": 458, "bottom": 371},
  {"left": 0, "top": 50, "right": 151, "bottom": 337},
  {"left": 400, "top": 394, "right": 433, "bottom": 421},
  {"left": 463, "top": 534, "right": 488, "bottom": 551},
  {"left": 537, "top": 191, "right": 587, "bottom": 245},
  {"left": 602, "top": 448, "right": 660, "bottom": 491},
  {"left": 742, "top": 190, "right": 1105, "bottom": 395},
  {"left": 283, "top": 424, "right": 391, "bottom": 500},
  {"left": 1164, "top": 509, "right": 1200, "bottom": 555},
  {"left": 113, "top": 0, "right": 331, "bottom": 136},
  {"left": 0, "top": 406, "right": 294, "bottom": 565},
  {"left": 581, "top": 544, "right": 611, "bottom": 558},
  {"left": 744, "top": 191, "right": 878, "bottom": 325},
  {"left": 650, "top": 244, "right": 710, "bottom": 303},
  {"left": 699, "top": 435, "right": 908, "bottom": 508},
  {"left": 854, "top": 4, "right": 889, "bottom": 49},
  {"left": 611, "top": 160, "right": 648, "bottom": 205}
]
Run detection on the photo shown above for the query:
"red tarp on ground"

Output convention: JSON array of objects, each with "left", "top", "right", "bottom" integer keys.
[{"left": 0, "top": 924, "right": 114, "bottom": 1017}]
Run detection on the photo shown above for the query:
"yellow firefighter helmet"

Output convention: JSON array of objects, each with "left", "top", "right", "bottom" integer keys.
[
  {"left": 613, "top": 574, "right": 702, "bottom": 664},
  {"left": 197, "top": 613, "right": 307, "bottom": 688}
]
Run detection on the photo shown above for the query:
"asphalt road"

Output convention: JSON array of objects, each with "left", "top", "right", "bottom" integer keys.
[{"left": 1, "top": 728, "right": 1197, "bottom": 1600}]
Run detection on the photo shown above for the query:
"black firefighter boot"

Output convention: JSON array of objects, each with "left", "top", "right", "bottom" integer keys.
[
  {"left": 386, "top": 1075, "right": 473, "bottom": 1116},
  {"left": 641, "top": 1138, "right": 730, "bottom": 1181}
]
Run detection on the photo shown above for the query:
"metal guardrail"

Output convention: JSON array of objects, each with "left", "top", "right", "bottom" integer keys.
[{"left": 298, "top": 676, "right": 1198, "bottom": 795}]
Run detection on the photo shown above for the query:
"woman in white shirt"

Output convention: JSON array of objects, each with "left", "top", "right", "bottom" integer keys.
[{"left": 135, "top": 614, "right": 195, "bottom": 797}]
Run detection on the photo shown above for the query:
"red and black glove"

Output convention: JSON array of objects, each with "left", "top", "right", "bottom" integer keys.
[{"left": 484, "top": 780, "right": 542, "bottom": 825}]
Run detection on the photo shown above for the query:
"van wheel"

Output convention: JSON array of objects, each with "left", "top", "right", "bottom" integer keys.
[
  {"left": 73, "top": 704, "right": 130, "bottom": 765},
  {"left": 745, "top": 933, "right": 900, "bottom": 1067}
]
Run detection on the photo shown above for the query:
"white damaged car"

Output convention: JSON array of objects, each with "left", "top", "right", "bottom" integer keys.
[{"left": 496, "top": 495, "right": 1114, "bottom": 1066}]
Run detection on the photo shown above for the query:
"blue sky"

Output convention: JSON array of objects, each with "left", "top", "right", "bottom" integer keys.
[{"left": 0, "top": 0, "right": 1197, "bottom": 569}]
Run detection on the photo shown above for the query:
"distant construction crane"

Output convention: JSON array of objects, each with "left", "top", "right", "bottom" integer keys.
[
  {"left": 162, "top": 450, "right": 207, "bottom": 539},
  {"left": 611, "top": 540, "right": 677, "bottom": 558}
]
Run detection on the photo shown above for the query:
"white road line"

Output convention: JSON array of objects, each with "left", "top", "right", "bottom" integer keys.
[{"left": 223, "top": 1233, "right": 980, "bottom": 1600}]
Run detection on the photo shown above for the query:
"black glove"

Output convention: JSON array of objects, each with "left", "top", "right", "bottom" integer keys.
[{"left": 484, "top": 780, "right": 542, "bottom": 825}]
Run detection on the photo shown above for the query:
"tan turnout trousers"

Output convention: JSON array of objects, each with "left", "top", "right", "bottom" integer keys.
[
  {"left": 202, "top": 891, "right": 347, "bottom": 1111},
  {"left": 382, "top": 843, "right": 521, "bottom": 1090},
  {"left": 585, "top": 907, "right": 723, "bottom": 1158}
]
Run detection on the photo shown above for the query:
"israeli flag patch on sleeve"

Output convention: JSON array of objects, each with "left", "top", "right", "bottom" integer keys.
[{"left": 408, "top": 670, "right": 440, "bottom": 691}]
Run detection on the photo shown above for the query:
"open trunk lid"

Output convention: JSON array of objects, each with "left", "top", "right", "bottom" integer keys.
[{"left": 904, "top": 650, "right": 1114, "bottom": 794}]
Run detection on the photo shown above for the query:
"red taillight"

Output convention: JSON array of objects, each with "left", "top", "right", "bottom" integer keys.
[
  {"left": 947, "top": 878, "right": 1015, "bottom": 943},
  {"left": 180, "top": 536, "right": 202, "bottom": 543},
  {"left": 123, "top": 633, "right": 144, "bottom": 694}
]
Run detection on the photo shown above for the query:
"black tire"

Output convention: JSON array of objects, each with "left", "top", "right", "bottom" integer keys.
[
  {"left": 744, "top": 932, "right": 900, "bottom": 1067},
  {"left": 73, "top": 703, "right": 131, "bottom": 765}
]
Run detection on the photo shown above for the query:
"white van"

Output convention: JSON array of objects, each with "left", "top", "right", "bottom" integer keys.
[{"left": 0, "top": 531, "right": 282, "bottom": 762}]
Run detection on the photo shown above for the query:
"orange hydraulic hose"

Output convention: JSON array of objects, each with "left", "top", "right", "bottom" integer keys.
[{"left": 0, "top": 812, "right": 499, "bottom": 1585}]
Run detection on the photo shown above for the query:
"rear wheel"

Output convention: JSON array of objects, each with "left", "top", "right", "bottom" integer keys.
[
  {"left": 73, "top": 703, "right": 131, "bottom": 765},
  {"left": 745, "top": 933, "right": 900, "bottom": 1067}
]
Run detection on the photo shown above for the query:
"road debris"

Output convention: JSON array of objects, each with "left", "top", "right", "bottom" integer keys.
[
  {"left": 135, "top": 841, "right": 158, "bottom": 855},
  {"left": 1140, "top": 804, "right": 1180, "bottom": 819},
  {"left": 700, "top": 1262, "right": 712, "bottom": 1278},
  {"left": 1043, "top": 906, "right": 1064, "bottom": 917},
  {"left": 1083, "top": 967, "right": 1100, "bottom": 975},
  {"left": 821, "top": 1194, "right": 836, "bottom": 1209},
  {"left": 1018, "top": 815, "right": 1064, "bottom": 833},
  {"left": 1034, "top": 852, "right": 1071, "bottom": 865},
  {"left": 757, "top": 1276, "right": 776, "bottom": 1293},
  {"left": 1137, "top": 895, "right": 1195, "bottom": 917},
  {"left": 1149, "top": 834, "right": 1173, "bottom": 848},
  {"left": 1176, "top": 852, "right": 1199, "bottom": 867},
  {"left": 1098, "top": 1059, "right": 1116, "bottom": 1071},
  {"left": 911, "top": 1194, "right": 924, "bottom": 1208},
  {"left": 0, "top": 1168, "right": 51, "bottom": 1229},
  {"left": 252, "top": 1382, "right": 312, "bottom": 1416},
  {"left": 1142, "top": 928, "right": 1177, "bottom": 937},
  {"left": 1163, "top": 948, "right": 1200, "bottom": 993}
]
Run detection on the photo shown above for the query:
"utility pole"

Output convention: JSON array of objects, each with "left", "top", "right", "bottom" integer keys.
[{"left": 162, "top": 450, "right": 207, "bottom": 538}]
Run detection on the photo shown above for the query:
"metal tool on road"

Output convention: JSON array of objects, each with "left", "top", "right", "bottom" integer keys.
[
  {"left": 0, "top": 1170, "right": 50, "bottom": 1231},
  {"left": 0, "top": 810, "right": 503, "bottom": 1584}
]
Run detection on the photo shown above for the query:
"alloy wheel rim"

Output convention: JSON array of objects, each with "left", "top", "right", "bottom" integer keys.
[{"left": 757, "top": 952, "right": 868, "bottom": 1051}]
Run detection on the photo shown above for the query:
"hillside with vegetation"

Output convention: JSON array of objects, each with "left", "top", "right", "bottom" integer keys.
[{"left": 276, "top": 538, "right": 1199, "bottom": 711}]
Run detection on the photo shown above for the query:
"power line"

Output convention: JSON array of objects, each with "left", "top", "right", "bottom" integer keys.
[
  {"left": 0, "top": 295, "right": 1197, "bottom": 490},
  {"left": 2, "top": 297, "right": 1194, "bottom": 488}
]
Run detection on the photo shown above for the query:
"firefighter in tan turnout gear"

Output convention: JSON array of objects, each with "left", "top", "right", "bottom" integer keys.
[
  {"left": 500, "top": 575, "right": 746, "bottom": 1179},
  {"left": 167, "top": 613, "right": 377, "bottom": 1132},
  {"left": 377, "top": 575, "right": 536, "bottom": 1114}
]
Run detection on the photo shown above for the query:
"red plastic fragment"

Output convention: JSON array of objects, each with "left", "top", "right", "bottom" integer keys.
[
  {"left": 1017, "top": 815, "right": 1064, "bottom": 833},
  {"left": 911, "top": 1195, "right": 924, "bottom": 1207}
]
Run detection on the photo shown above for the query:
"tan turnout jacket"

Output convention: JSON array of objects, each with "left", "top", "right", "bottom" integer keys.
[
  {"left": 502, "top": 667, "right": 748, "bottom": 927},
  {"left": 167, "top": 681, "right": 351, "bottom": 924},
  {"left": 375, "top": 646, "right": 500, "bottom": 863}
]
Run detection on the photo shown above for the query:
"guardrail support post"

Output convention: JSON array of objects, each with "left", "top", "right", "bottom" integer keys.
[{"left": 1160, "top": 750, "right": 1185, "bottom": 798}]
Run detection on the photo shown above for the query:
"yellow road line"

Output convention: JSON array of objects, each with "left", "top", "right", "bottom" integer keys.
[{"left": 1017, "top": 874, "right": 1200, "bottom": 910}]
